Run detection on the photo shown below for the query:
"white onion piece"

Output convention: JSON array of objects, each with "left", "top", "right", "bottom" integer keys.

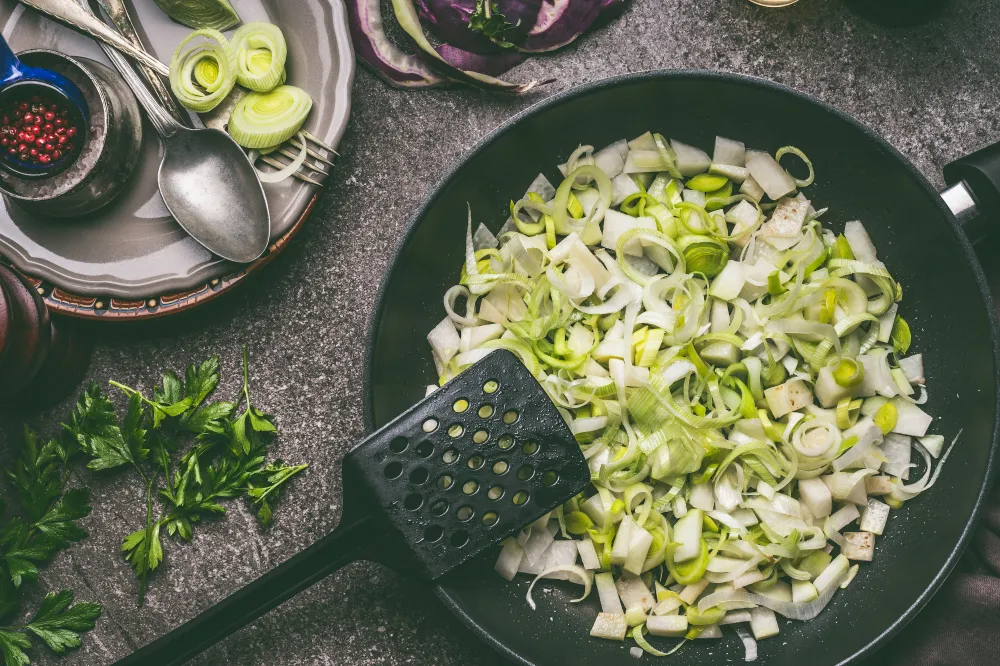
[
  {"left": 899, "top": 354, "right": 925, "bottom": 385},
  {"left": 832, "top": 423, "right": 882, "bottom": 472},
  {"left": 746, "top": 562, "right": 848, "bottom": 620},
  {"left": 526, "top": 565, "right": 593, "bottom": 610},
  {"left": 721, "top": 610, "right": 754, "bottom": 625},
  {"left": 522, "top": 520, "right": 558, "bottom": 565},
  {"left": 844, "top": 221, "right": 878, "bottom": 262},
  {"left": 735, "top": 626, "right": 759, "bottom": 662},
  {"left": 573, "top": 283, "right": 641, "bottom": 315},
  {"left": 443, "top": 285, "right": 479, "bottom": 326},
  {"left": 494, "top": 539, "right": 524, "bottom": 581},
  {"left": 893, "top": 430, "right": 962, "bottom": 500}
]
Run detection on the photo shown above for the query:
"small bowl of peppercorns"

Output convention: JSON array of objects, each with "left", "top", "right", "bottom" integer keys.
[
  {"left": 0, "top": 36, "right": 88, "bottom": 180},
  {"left": 0, "top": 90, "right": 85, "bottom": 177},
  {"left": 0, "top": 49, "right": 143, "bottom": 218}
]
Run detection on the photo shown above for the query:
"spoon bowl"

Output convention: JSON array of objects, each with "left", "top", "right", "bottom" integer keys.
[{"left": 158, "top": 127, "right": 270, "bottom": 263}]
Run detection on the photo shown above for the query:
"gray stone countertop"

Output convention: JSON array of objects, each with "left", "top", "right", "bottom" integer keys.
[{"left": 3, "top": 0, "right": 1000, "bottom": 664}]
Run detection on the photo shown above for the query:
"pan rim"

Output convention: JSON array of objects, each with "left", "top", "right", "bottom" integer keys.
[{"left": 362, "top": 68, "right": 1000, "bottom": 666}]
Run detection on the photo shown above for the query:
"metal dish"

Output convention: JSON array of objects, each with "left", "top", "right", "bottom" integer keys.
[
  {"left": 364, "top": 71, "right": 1000, "bottom": 666},
  {"left": 0, "top": 0, "right": 354, "bottom": 319}
]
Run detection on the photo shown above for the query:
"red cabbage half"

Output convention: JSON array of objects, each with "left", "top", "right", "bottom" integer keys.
[
  {"left": 392, "top": 0, "right": 540, "bottom": 92},
  {"left": 439, "top": 43, "right": 527, "bottom": 76},
  {"left": 417, "top": 0, "right": 543, "bottom": 54},
  {"left": 518, "top": 0, "right": 603, "bottom": 53},
  {"left": 347, "top": 0, "right": 447, "bottom": 87}
]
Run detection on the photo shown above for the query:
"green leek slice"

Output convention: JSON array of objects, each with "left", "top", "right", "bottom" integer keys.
[
  {"left": 231, "top": 22, "right": 288, "bottom": 92},
  {"left": 228, "top": 85, "right": 313, "bottom": 150},
  {"left": 154, "top": 0, "right": 241, "bottom": 31},
  {"left": 168, "top": 28, "right": 237, "bottom": 112}
]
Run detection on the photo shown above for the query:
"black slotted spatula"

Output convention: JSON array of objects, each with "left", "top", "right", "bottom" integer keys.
[{"left": 114, "top": 349, "right": 590, "bottom": 666}]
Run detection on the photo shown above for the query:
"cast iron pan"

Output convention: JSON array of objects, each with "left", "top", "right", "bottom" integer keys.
[{"left": 363, "top": 71, "right": 1000, "bottom": 666}]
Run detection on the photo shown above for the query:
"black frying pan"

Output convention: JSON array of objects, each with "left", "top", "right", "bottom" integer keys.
[{"left": 364, "top": 71, "right": 1000, "bottom": 666}]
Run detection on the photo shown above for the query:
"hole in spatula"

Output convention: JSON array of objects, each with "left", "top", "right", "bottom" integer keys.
[{"left": 430, "top": 499, "right": 449, "bottom": 516}]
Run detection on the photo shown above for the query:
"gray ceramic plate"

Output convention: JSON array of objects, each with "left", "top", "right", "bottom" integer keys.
[{"left": 0, "top": 0, "right": 353, "bottom": 316}]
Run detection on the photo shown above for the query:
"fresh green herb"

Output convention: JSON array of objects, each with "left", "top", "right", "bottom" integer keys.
[
  {"left": 469, "top": 0, "right": 520, "bottom": 49},
  {"left": 67, "top": 347, "right": 307, "bottom": 606},
  {"left": 0, "top": 426, "right": 101, "bottom": 664}
]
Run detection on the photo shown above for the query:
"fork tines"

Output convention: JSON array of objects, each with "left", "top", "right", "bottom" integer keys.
[{"left": 255, "top": 130, "right": 338, "bottom": 186}]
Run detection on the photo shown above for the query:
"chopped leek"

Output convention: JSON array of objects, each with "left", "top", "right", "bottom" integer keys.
[{"left": 431, "top": 132, "right": 948, "bottom": 660}]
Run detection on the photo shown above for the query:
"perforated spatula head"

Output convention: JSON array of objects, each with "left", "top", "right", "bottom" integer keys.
[{"left": 341, "top": 349, "right": 590, "bottom": 580}]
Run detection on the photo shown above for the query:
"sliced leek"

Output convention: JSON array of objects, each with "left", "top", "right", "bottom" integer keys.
[
  {"left": 228, "top": 85, "right": 313, "bottom": 150},
  {"left": 425, "top": 131, "right": 949, "bottom": 661},
  {"left": 231, "top": 22, "right": 288, "bottom": 92},
  {"left": 168, "top": 28, "right": 237, "bottom": 112},
  {"left": 154, "top": 0, "right": 241, "bottom": 31}
]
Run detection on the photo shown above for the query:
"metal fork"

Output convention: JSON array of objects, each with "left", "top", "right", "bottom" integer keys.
[
  {"left": 202, "top": 88, "right": 337, "bottom": 186},
  {"left": 83, "top": 0, "right": 336, "bottom": 185}
]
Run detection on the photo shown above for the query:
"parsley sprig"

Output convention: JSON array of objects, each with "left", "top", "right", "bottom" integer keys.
[
  {"left": 73, "top": 348, "right": 307, "bottom": 605},
  {"left": 0, "top": 425, "right": 101, "bottom": 665},
  {"left": 0, "top": 347, "right": 305, "bottom": 663}
]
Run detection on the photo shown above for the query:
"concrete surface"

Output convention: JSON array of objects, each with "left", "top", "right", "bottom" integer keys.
[{"left": 2, "top": 0, "right": 1000, "bottom": 664}]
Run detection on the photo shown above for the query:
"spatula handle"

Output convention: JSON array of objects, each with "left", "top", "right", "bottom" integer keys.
[{"left": 112, "top": 514, "right": 373, "bottom": 666}]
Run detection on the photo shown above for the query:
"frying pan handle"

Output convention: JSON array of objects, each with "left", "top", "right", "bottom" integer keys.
[
  {"left": 943, "top": 143, "right": 1000, "bottom": 244},
  {"left": 111, "top": 512, "right": 377, "bottom": 666}
]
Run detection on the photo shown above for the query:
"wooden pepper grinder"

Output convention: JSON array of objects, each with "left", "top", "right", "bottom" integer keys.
[{"left": 0, "top": 264, "right": 91, "bottom": 408}]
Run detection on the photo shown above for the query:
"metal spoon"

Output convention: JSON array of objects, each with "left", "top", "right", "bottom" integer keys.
[{"left": 100, "top": 46, "right": 271, "bottom": 263}]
